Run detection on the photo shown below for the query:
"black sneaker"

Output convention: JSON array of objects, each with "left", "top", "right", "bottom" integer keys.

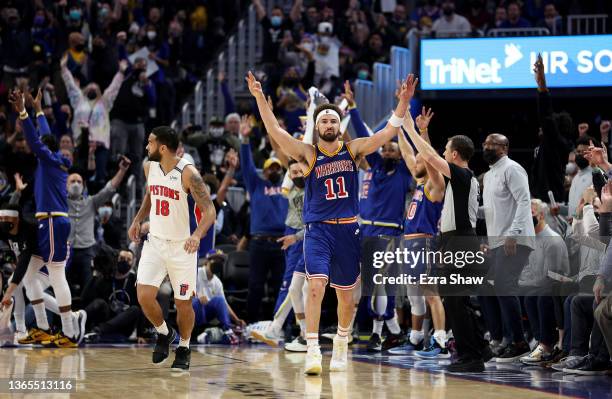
[
  {"left": 541, "top": 347, "right": 565, "bottom": 368},
  {"left": 447, "top": 357, "right": 485, "bottom": 373},
  {"left": 496, "top": 342, "right": 530, "bottom": 363},
  {"left": 569, "top": 356, "right": 611, "bottom": 375},
  {"left": 367, "top": 333, "right": 382, "bottom": 352},
  {"left": 482, "top": 345, "right": 494, "bottom": 363},
  {"left": 171, "top": 346, "right": 191, "bottom": 371},
  {"left": 152, "top": 327, "right": 177, "bottom": 364},
  {"left": 382, "top": 333, "right": 406, "bottom": 351}
]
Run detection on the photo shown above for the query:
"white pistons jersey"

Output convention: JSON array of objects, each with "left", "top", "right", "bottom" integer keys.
[{"left": 147, "top": 158, "right": 199, "bottom": 241}]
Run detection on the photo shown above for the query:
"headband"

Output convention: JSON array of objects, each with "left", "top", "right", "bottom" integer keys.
[
  {"left": 315, "top": 109, "right": 341, "bottom": 126},
  {"left": 0, "top": 210, "right": 19, "bottom": 217}
]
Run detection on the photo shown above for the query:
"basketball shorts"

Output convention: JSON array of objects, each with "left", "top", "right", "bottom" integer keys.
[
  {"left": 303, "top": 222, "right": 361, "bottom": 290},
  {"left": 137, "top": 234, "right": 197, "bottom": 300},
  {"left": 36, "top": 216, "right": 71, "bottom": 264}
]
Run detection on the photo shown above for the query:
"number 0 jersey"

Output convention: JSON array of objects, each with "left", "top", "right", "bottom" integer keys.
[
  {"left": 303, "top": 142, "right": 359, "bottom": 223},
  {"left": 147, "top": 158, "right": 200, "bottom": 241}
]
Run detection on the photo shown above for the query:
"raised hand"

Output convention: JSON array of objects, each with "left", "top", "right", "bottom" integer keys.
[
  {"left": 8, "top": 90, "right": 25, "bottom": 114},
  {"left": 119, "top": 59, "right": 129, "bottom": 73},
  {"left": 14, "top": 173, "right": 27, "bottom": 192},
  {"left": 533, "top": 53, "right": 547, "bottom": 90},
  {"left": 226, "top": 149, "right": 239, "bottom": 169},
  {"left": 25, "top": 89, "right": 43, "bottom": 114},
  {"left": 60, "top": 53, "right": 69, "bottom": 69},
  {"left": 343, "top": 80, "right": 355, "bottom": 107},
  {"left": 118, "top": 155, "right": 132, "bottom": 171},
  {"left": 246, "top": 71, "right": 264, "bottom": 98},
  {"left": 416, "top": 106, "right": 434, "bottom": 131},
  {"left": 239, "top": 115, "right": 252, "bottom": 138},
  {"left": 397, "top": 74, "right": 418, "bottom": 103}
]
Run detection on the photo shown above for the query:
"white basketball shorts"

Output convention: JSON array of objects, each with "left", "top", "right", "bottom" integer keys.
[{"left": 136, "top": 234, "right": 197, "bottom": 300}]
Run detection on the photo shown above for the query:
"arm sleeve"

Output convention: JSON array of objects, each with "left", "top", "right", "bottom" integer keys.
[
  {"left": 221, "top": 80, "right": 236, "bottom": 116},
  {"left": 102, "top": 71, "right": 125, "bottom": 110},
  {"left": 22, "top": 116, "right": 56, "bottom": 163},
  {"left": 61, "top": 66, "right": 83, "bottom": 109},
  {"left": 507, "top": 167, "right": 533, "bottom": 236},
  {"left": 9, "top": 248, "right": 32, "bottom": 286},
  {"left": 239, "top": 142, "right": 260, "bottom": 194},
  {"left": 91, "top": 181, "right": 117, "bottom": 209},
  {"left": 36, "top": 113, "right": 51, "bottom": 136}
]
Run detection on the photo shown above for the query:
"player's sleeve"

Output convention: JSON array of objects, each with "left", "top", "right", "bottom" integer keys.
[{"left": 239, "top": 142, "right": 261, "bottom": 194}]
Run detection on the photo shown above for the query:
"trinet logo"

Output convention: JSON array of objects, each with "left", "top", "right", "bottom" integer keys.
[{"left": 423, "top": 43, "right": 522, "bottom": 85}]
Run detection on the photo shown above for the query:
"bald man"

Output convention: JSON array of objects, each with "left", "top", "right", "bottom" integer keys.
[{"left": 481, "top": 133, "right": 535, "bottom": 363}]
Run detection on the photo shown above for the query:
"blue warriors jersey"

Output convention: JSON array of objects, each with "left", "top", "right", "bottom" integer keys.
[
  {"left": 303, "top": 142, "right": 359, "bottom": 223},
  {"left": 404, "top": 184, "right": 443, "bottom": 235}
]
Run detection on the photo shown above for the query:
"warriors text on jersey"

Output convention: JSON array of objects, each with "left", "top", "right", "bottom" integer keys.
[{"left": 147, "top": 158, "right": 201, "bottom": 241}]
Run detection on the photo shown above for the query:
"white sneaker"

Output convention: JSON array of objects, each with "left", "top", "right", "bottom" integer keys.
[
  {"left": 285, "top": 336, "right": 307, "bottom": 352},
  {"left": 520, "top": 344, "right": 546, "bottom": 364},
  {"left": 304, "top": 345, "right": 323, "bottom": 375},
  {"left": 74, "top": 310, "right": 87, "bottom": 344},
  {"left": 251, "top": 326, "right": 283, "bottom": 347},
  {"left": 14, "top": 331, "right": 29, "bottom": 345},
  {"left": 329, "top": 335, "right": 348, "bottom": 372}
]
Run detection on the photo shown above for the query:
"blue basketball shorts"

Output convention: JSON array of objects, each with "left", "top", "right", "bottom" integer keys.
[{"left": 36, "top": 216, "right": 71, "bottom": 264}]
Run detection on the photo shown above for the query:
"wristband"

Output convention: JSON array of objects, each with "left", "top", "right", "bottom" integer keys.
[
  {"left": 389, "top": 113, "right": 403, "bottom": 128},
  {"left": 36, "top": 111, "right": 45, "bottom": 118},
  {"left": 419, "top": 128, "right": 428, "bottom": 133},
  {"left": 19, "top": 111, "right": 28, "bottom": 120}
]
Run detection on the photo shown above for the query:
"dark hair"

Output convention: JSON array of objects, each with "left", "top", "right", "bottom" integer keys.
[
  {"left": 448, "top": 135, "right": 475, "bottom": 161},
  {"left": 288, "top": 159, "right": 299, "bottom": 166},
  {"left": 313, "top": 103, "right": 342, "bottom": 125},
  {"left": 576, "top": 135, "right": 599, "bottom": 147},
  {"left": 152, "top": 126, "right": 179, "bottom": 152},
  {"left": 41, "top": 134, "right": 59, "bottom": 152}
]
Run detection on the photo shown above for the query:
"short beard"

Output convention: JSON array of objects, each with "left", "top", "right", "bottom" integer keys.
[
  {"left": 318, "top": 129, "right": 339, "bottom": 143},
  {"left": 149, "top": 150, "right": 162, "bottom": 162}
]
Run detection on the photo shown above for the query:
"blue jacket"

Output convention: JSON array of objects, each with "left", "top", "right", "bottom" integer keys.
[
  {"left": 22, "top": 113, "right": 71, "bottom": 214},
  {"left": 240, "top": 142, "right": 287, "bottom": 235}
]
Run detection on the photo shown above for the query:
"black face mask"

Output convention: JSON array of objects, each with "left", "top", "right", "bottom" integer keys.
[
  {"left": 74, "top": 44, "right": 85, "bottom": 52},
  {"left": 87, "top": 91, "right": 98, "bottom": 100},
  {"left": 269, "top": 171, "right": 281, "bottom": 184},
  {"left": 209, "top": 260, "right": 224, "bottom": 275},
  {"left": 483, "top": 149, "right": 500, "bottom": 165},
  {"left": 292, "top": 176, "right": 305, "bottom": 188},
  {"left": 533, "top": 216, "right": 539, "bottom": 227},
  {"left": 443, "top": 7, "right": 454, "bottom": 16},
  {"left": 383, "top": 158, "right": 399, "bottom": 172},
  {"left": 117, "top": 260, "right": 131, "bottom": 275},
  {"left": 575, "top": 155, "right": 589, "bottom": 169},
  {"left": 0, "top": 221, "right": 14, "bottom": 235}
]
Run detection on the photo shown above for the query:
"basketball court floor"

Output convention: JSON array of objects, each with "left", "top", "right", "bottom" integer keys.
[{"left": 1, "top": 343, "right": 609, "bottom": 398}]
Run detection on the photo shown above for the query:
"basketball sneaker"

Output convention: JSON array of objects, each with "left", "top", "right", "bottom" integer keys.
[
  {"left": 387, "top": 339, "right": 424, "bottom": 355},
  {"left": 74, "top": 310, "right": 87, "bottom": 345},
  {"left": 171, "top": 346, "right": 191, "bottom": 371},
  {"left": 551, "top": 355, "right": 585, "bottom": 372},
  {"left": 251, "top": 326, "right": 283, "bottom": 347},
  {"left": 330, "top": 335, "right": 349, "bottom": 372},
  {"left": 382, "top": 333, "right": 406, "bottom": 351},
  {"left": 520, "top": 344, "right": 549, "bottom": 365},
  {"left": 304, "top": 345, "right": 323, "bottom": 375},
  {"left": 18, "top": 328, "right": 55, "bottom": 344},
  {"left": 41, "top": 332, "right": 78, "bottom": 348},
  {"left": 285, "top": 336, "right": 307, "bottom": 352},
  {"left": 496, "top": 341, "right": 530, "bottom": 363},
  {"left": 366, "top": 333, "right": 382, "bottom": 352},
  {"left": 415, "top": 337, "right": 450, "bottom": 359},
  {"left": 152, "top": 327, "right": 177, "bottom": 364}
]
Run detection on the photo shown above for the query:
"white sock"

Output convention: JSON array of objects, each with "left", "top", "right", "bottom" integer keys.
[
  {"left": 337, "top": 324, "right": 349, "bottom": 339},
  {"left": 373, "top": 320, "right": 383, "bottom": 336},
  {"left": 410, "top": 329, "right": 424, "bottom": 346},
  {"left": 433, "top": 329, "right": 447, "bottom": 347},
  {"left": 60, "top": 311, "right": 76, "bottom": 339},
  {"left": 298, "top": 318, "right": 306, "bottom": 336},
  {"left": 32, "top": 302, "right": 49, "bottom": 331},
  {"left": 179, "top": 337, "right": 190, "bottom": 348},
  {"left": 155, "top": 321, "right": 169, "bottom": 336},
  {"left": 306, "top": 332, "right": 319, "bottom": 349},
  {"left": 385, "top": 316, "right": 401, "bottom": 335}
]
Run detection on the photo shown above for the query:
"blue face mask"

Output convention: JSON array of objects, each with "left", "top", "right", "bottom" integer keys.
[
  {"left": 357, "top": 70, "right": 368, "bottom": 80},
  {"left": 34, "top": 15, "right": 45, "bottom": 26},
  {"left": 270, "top": 16, "right": 282, "bottom": 27},
  {"left": 69, "top": 9, "right": 82, "bottom": 21}
]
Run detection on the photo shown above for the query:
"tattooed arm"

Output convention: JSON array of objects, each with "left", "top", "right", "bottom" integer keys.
[{"left": 183, "top": 164, "right": 217, "bottom": 253}]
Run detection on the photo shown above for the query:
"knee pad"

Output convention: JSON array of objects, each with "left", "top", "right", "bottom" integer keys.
[{"left": 408, "top": 295, "right": 426, "bottom": 316}]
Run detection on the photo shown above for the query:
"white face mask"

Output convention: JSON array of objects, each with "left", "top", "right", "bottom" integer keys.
[
  {"left": 147, "top": 31, "right": 157, "bottom": 40},
  {"left": 211, "top": 149, "right": 225, "bottom": 166},
  {"left": 68, "top": 182, "right": 83, "bottom": 197},
  {"left": 210, "top": 127, "right": 224, "bottom": 138},
  {"left": 98, "top": 206, "right": 112, "bottom": 219},
  {"left": 565, "top": 162, "right": 577, "bottom": 175}
]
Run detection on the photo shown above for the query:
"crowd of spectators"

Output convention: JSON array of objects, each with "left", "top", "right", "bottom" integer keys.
[{"left": 1, "top": 1, "right": 611, "bottom": 375}]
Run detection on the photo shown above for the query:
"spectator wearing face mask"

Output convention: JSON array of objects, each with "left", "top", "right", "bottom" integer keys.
[
  {"left": 81, "top": 246, "right": 149, "bottom": 343},
  {"left": 96, "top": 200, "right": 122, "bottom": 249},
  {"left": 61, "top": 54, "right": 127, "bottom": 186},
  {"left": 197, "top": 117, "right": 240, "bottom": 174},
  {"left": 313, "top": 22, "right": 341, "bottom": 87},
  {"left": 239, "top": 116, "right": 288, "bottom": 322},
  {"left": 66, "top": 156, "right": 131, "bottom": 294},
  {"left": 252, "top": 0, "right": 301, "bottom": 63},
  {"left": 1, "top": 8, "right": 33, "bottom": 89},
  {"left": 569, "top": 136, "right": 598, "bottom": 219},
  {"left": 431, "top": 0, "right": 471, "bottom": 37},
  {"left": 193, "top": 250, "right": 245, "bottom": 344}
]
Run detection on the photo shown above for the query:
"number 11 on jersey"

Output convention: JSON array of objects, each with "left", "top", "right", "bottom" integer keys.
[{"left": 324, "top": 176, "right": 348, "bottom": 200}]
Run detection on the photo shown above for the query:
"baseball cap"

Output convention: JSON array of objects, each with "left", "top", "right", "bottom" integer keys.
[{"left": 263, "top": 158, "right": 282, "bottom": 170}]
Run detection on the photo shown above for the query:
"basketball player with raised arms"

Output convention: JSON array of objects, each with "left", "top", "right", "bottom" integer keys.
[
  {"left": 128, "top": 126, "right": 216, "bottom": 371},
  {"left": 246, "top": 71, "right": 416, "bottom": 375}
]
